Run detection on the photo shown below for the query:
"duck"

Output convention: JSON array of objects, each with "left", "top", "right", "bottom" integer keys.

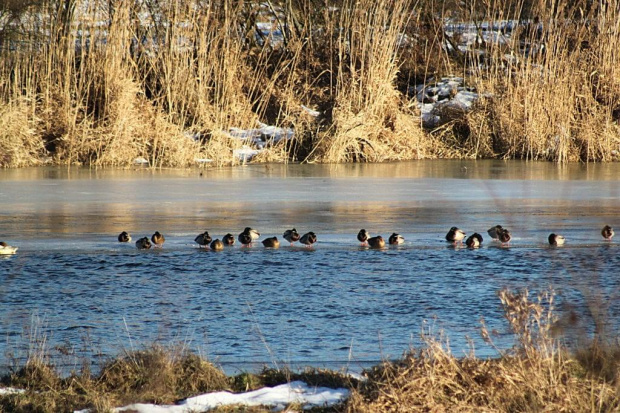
[
  {"left": 487, "top": 225, "right": 503, "bottom": 240},
  {"left": 117, "top": 231, "right": 132, "bottom": 243},
  {"left": 283, "top": 228, "right": 301, "bottom": 245},
  {"left": 238, "top": 227, "right": 260, "bottom": 246},
  {"left": 0, "top": 242, "right": 18, "bottom": 255},
  {"left": 446, "top": 227, "right": 466, "bottom": 243},
  {"left": 548, "top": 233, "right": 565, "bottom": 246},
  {"left": 388, "top": 233, "right": 405, "bottom": 245},
  {"left": 210, "top": 239, "right": 224, "bottom": 251},
  {"left": 222, "top": 233, "right": 235, "bottom": 246},
  {"left": 466, "top": 233, "right": 483, "bottom": 248},
  {"left": 300, "top": 231, "right": 317, "bottom": 247},
  {"left": 238, "top": 232, "right": 252, "bottom": 246},
  {"left": 367, "top": 235, "right": 385, "bottom": 249},
  {"left": 151, "top": 231, "right": 165, "bottom": 247},
  {"left": 194, "top": 231, "right": 212, "bottom": 247},
  {"left": 262, "top": 237, "right": 280, "bottom": 248},
  {"left": 136, "top": 237, "right": 152, "bottom": 249},
  {"left": 357, "top": 229, "right": 370, "bottom": 246},
  {"left": 602, "top": 225, "right": 614, "bottom": 241},
  {"left": 498, "top": 228, "right": 512, "bottom": 244}
]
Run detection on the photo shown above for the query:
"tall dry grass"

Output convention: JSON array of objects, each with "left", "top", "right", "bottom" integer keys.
[
  {"left": 311, "top": 0, "right": 434, "bottom": 163},
  {"left": 1, "top": 0, "right": 619, "bottom": 166},
  {"left": 459, "top": 0, "right": 620, "bottom": 162}
]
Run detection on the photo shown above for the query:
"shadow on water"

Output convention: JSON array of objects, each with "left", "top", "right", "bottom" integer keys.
[{"left": 1, "top": 159, "right": 619, "bottom": 374}]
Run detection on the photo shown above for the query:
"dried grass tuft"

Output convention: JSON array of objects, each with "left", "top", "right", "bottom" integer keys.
[
  {"left": 0, "top": 102, "right": 46, "bottom": 167},
  {"left": 347, "top": 288, "right": 620, "bottom": 412},
  {"left": 98, "top": 345, "right": 229, "bottom": 405}
]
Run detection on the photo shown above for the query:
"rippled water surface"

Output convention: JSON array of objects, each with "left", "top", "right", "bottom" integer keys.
[{"left": 1, "top": 160, "right": 620, "bottom": 374}]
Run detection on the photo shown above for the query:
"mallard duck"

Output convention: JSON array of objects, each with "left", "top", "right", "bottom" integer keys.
[
  {"left": 357, "top": 229, "right": 370, "bottom": 246},
  {"left": 0, "top": 242, "right": 18, "bottom": 255},
  {"left": 151, "top": 231, "right": 165, "bottom": 247},
  {"left": 238, "top": 227, "right": 260, "bottom": 246},
  {"left": 300, "top": 231, "right": 317, "bottom": 247},
  {"left": 222, "top": 233, "right": 235, "bottom": 246},
  {"left": 136, "top": 237, "right": 152, "bottom": 249},
  {"left": 210, "top": 239, "right": 224, "bottom": 251},
  {"left": 262, "top": 236, "right": 280, "bottom": 248},
  {"left": 368, "top": 235, "right": 385, "bottom": 249},
  {"left": 117, "top": 231, "right": 132, "bottom": 243},
  {"left": 466, "top": 233, "right": 483, "bottom": 248},
  {"left": 194, "top": 231, "right": 212, "bottom": 247},
  {"left": 238, "top": 232, "right": 252, "bottom": 246},
  {"left": 548, "top": 233, "right": 565, "bottom": 246},
  {"left": 446, "top": 227, "right": 466, "bottom": 243},
  {"left": 487, "top": 225, "right": 503, "bottom": 240},
  {"left": 498, "top": 228, "right": 512, "bottom": 244},
  {"left": 246, "top": 227, "right": 261, "bottom": 240},
  {"left": 602, "top": 225, "right": 614, "bottom": 241},
  {"left": 283, "top": 228, "right": 301, "bottom": 245},
  {"left": 388, "top": 233, "right": 404, "bottom": 245}
]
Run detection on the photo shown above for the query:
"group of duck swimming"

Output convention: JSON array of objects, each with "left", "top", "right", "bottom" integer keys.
[
  {"left": 1, "top": 224, "right": 614, "bottom": 256},
  {"left": 119, "top": 228, "right": 319, "bottom": 250},
  {"left": 119, "top": 222, "right": 612, "bottom": 251},
  {"left": 446, "top": 224, "right": 615, "bottom": 247}
]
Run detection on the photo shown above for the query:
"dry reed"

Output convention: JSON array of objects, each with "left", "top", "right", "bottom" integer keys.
[
  {"left": 347, "top": 288, "right": 620, "bottom": 412},
  {"left": 0, "top": 0, "right": 619, "bottom": 166}
]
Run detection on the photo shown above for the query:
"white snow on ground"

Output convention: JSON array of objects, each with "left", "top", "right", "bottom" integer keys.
[
  {"left": 226, "top": 121, "right": 295, "bottom": 161},
  {"left": 414, "top": 76, "right": 479, "bottom": 127},
  {"left": 72, "top": 381, "right": 349, "bottom": 413},
  {"left": 227, "top": 122, "right": 294, "bottom": 148},
  {"left": 0, "top": 387, "right": 25, "bottom": 395}
]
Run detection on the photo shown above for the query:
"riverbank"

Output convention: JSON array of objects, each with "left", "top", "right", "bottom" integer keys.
[
  {"left": 2, "top": 289, "right": 620, "bottom": 412},
  {"left": 1, "top": 0, "right": 618, "bottom": 168}
]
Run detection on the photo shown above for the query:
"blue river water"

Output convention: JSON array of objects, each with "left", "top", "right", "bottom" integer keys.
[{"left": 1, "top": 160, "right": 620, "bottom": 375}]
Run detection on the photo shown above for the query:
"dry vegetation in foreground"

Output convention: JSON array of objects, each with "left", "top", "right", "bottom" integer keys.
[
  {"left": 2, "top": 289, "right": 620, "bottom": 412},
  {"left": 0, "top": 0, "right": 618, "bottom": 167}
]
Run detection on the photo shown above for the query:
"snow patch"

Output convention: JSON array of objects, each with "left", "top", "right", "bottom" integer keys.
[
  {"left": 0, "top": 387, "right": 25, "bottom": 396},
  {"left": 75, "top": 381, "right": 349, "bottom": 413},
  {"left": 414, "top": 76, "right": 479, "bottom": 127}
]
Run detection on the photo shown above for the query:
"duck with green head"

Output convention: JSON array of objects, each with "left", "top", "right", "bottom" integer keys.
[
  {"left": 300, "top": 232, "right": 317, "bottom": 248},
  {"left": 283, "top": 229, "right": 301, "bottom": 245},
  {"left": 222, "top": 233, "right": 235, "bottom": 246},
  {"left": 548, "top": 233, "right": 565, "bottom": 246},
  {"left": 466, "top": 233, "right": 483, "bottom": 248},
  {"left": 136, "top": 237, "right": 152, "bottom": 249},
  {"left": 195, "top": 231, "right": 212, "bottom": 247},
  {"left": 357, "top": 229, "right": 370, "bottom": 246},
  {"left": 446, "top": 227, "right": 466, "bottom": 244},
  {"left": 388, "top": 233, "right": 404, "bottom": 245}
]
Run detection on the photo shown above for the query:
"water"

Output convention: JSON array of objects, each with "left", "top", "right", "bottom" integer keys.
[{"left": 1, "top": 160, "right": 620, "bottom": 375}]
